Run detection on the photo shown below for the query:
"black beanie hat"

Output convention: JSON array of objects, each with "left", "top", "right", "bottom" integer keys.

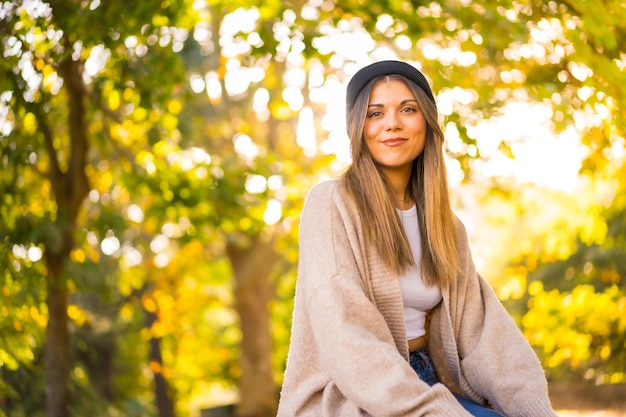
[{"left": 345, "top": 60, "right": 436, "bottom": 114}]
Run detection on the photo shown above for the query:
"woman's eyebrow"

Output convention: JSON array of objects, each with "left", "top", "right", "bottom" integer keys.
[{"left": 367, "top": 98, "right": 418, "bottom": 107}]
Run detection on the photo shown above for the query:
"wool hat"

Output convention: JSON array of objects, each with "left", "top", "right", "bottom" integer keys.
[{"left": 345, "top": 60, "right": 436, "bottom": 114}]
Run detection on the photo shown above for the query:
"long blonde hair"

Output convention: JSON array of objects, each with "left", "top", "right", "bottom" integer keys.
[{"left": 343, "top": 74, "right": 459, "bottom": 287}]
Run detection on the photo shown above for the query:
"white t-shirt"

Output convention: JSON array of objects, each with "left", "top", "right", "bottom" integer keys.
[{"left": 397, "top": 205, "right": 443, "bottom": 339}]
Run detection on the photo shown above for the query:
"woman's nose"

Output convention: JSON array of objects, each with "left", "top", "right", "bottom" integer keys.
[{"left": 385, "top": 112, "right": 401, "bottom": 130}]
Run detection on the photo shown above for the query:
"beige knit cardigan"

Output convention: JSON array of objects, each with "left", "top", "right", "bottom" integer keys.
[{"left": 277, "top": 179, "right": 557, "bottom": 417}]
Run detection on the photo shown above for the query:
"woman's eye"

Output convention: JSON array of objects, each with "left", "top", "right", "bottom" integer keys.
[
  {"left": 367, "top": 111, "right": 382, "bottom": 118},
  {"left": 402, "top": 106, "right": 417, "bottom": 113}
]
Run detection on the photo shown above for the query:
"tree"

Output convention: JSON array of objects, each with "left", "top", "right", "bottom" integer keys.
[
  {"left": 488, "top": 158, "right": 626, "bottom": 383},
  {"left": 1, "top": 1, "right": 197, "bottom": 415}
]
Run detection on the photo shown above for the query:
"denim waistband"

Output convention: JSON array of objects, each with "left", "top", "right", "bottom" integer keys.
[{"left": 409, "top": 347, "right": 438, "bottom": 386}]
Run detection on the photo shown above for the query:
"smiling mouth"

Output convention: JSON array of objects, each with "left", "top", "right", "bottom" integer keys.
[{"left": 382, "top": 138, "right": 407, "bottom": 146}]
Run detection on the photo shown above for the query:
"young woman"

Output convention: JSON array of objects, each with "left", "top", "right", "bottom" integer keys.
[{"left": 277, "top": 60, "right": 557, "bottom": 417}]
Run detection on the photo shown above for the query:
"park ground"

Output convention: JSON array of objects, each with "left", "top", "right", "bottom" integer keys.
[{"left": 550, "top": 382, "right": 626, "bottom": 416}]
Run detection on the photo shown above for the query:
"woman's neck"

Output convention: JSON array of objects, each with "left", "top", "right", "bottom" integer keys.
[{"left": 384, "top": 170, "right": 412, "bottom": 209}]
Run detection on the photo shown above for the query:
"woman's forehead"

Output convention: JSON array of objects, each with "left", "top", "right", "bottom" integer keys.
[{"left": 369, "top": 79, "right": 414, "bottom": 101}]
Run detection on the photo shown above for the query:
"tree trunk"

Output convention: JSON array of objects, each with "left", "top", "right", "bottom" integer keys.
[
  {"left": 146, "top": 310, "right": 176, "bottom": 417},
  {"left": 226, "top": 233, "right": 279, "bottom": 417},
  {"left": 39, "top": 42, "right": 90, "bottom": 417},
  {"left": 44, "top": 253, "right": 71, "bottom": 417}
]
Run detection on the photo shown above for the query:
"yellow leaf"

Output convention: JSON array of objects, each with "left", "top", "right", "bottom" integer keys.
[
  {"left": 153, "top": 290, "right": 175, "bottom": 311},
  {"left": 134, "top": 107, "right": 148, "bottom": 122},
  {"left": 30, "top": 306, "right": 47, "bottom": 327},
  {"left": 67, "top": 305, "right": 86, "bottom": 326},
  {"left": 160, "top": 113, "right": 178, "bottom": 130},
  {"left": 23, "top": 112, "right": 37, "bottom": 135},
  {"left": 89, "top": 250, "right": 100, "bottom": 263},
  {"left": 108, "top": 89, "right": 120, "bottom": 111},
  {"left": 95, "top": 170, "right": 113, "bottom": 191},
  {"left": 528, "top": 280, "right": 544, "bottom": 296},
  {"left": 152, "top": 15, "right": 169, "bottom": 26},
  {"left": 71, "top": 248, "right": 86, "bottom": 263},
  {"left": 72, "top": 367, "right": 87, "bottom": 381},
  {"left": 123, "top": 87, "right": 134, "bottom": 101},
  {"left": 120, "top": 303, "right": 134, "bottom": 321},
  {"left": 140, "top": 328, "right": 151, "bottom": 340},
  {"left": 151, "top": 321, "right": 167, "bottom": 338},
  {"left": 149, "top": 361, "right": 162, "bottom": 373},
  {"left": 167, "top": 99, "right": 182, "bottom": 115},
  {"left": 269, "top": 101, "right": 292, "bottom": 121},
  {"left": 142, "top": 296, "right": 158, "bottom": 313},
  {"left": 600, "top": 343, "right": 611, "bottom": 360}
]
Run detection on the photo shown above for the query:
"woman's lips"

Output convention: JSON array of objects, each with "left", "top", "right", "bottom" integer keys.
[{"left": 382, "top": 138, "right": 407, "bottom": 146}]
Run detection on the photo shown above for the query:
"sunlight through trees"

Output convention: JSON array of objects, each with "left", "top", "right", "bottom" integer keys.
[{"left": 1, "top": 0, "right": 625, "bottom": 416}]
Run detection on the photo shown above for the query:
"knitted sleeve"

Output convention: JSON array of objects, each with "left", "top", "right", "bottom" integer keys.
[{"left": 452, "top": 220, "right": 558, "bottom": 417}]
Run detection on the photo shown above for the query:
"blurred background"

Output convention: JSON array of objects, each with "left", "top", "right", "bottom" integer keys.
[{"left": 0, "top": 0, "right": 625, "bottom": 416}]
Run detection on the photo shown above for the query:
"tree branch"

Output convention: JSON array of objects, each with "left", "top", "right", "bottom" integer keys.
[
  {"left": 58, "top": 41, "right": 90, "bottom": 220},
  {"left": 35, "top": 107, "right": 63, "bottom": 186},
  {"left": 87, "top": 84, "right": 123, "bottom": 124}
]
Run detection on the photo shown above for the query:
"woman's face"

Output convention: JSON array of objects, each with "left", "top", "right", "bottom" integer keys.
[{"left": 363, "top": 78, "right": 426, "bottom": 179}]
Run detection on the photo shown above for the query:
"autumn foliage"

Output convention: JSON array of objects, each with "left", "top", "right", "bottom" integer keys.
[{"left": 1, "top": 1, "right": 625, "bottom": 416}]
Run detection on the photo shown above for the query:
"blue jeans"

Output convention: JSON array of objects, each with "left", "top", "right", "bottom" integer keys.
[{"left": 409, "top": 348, "right": 504, "bottom": 417}]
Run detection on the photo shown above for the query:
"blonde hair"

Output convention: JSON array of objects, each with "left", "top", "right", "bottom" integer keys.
[{"left": 343, "top": 74, "right": 459, "bottom": 287}]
